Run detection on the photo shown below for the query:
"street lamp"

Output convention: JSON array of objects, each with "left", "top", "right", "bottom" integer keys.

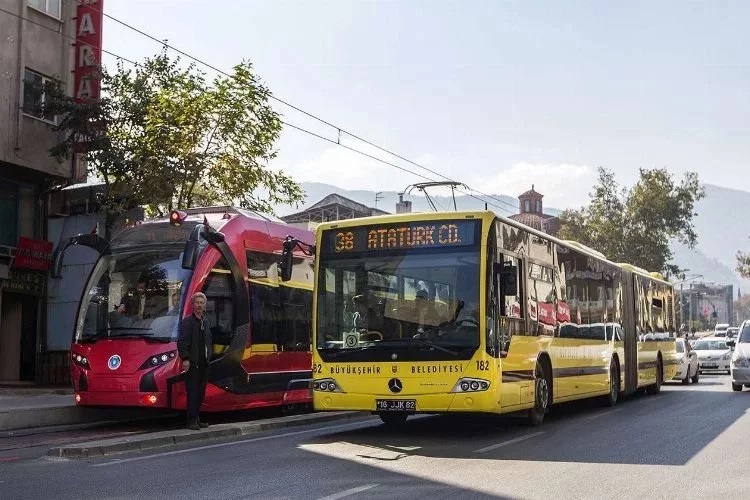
[{"left": 674, "top": 274, "right": 703, "bottom": 331}]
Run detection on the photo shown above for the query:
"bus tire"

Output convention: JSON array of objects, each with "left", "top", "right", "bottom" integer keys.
[
  {"left": 379, "top": 412, "right": 408, "bottom": 426},
  {"left": 527, "top": 359, "right": 550, "bottom": 426},
  {"left": 604, "top": 359, "right": 620, "bottom": 407},
  {"left": 646, "top": 358, "right": 662, "bottom": 395}
]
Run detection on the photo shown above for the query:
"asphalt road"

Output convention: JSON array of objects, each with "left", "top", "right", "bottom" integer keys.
[{"left": 2, "top": 373, "right": 748, "bottom": 499}]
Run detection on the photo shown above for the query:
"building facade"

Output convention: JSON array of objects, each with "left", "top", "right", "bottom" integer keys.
[
  {"left": 507, "top": 185, "right": 560, "bottom": 237},
  {"left": 0, "top": 0, "right": 83, "bottom": 383}
]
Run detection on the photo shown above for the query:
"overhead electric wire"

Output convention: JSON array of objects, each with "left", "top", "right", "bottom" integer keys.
[
  {"left": 0, "top": 6, "right": 516, "bottom": 215},
  {"left": 80, "top": 4, "right": 520, "bottom": 214}
]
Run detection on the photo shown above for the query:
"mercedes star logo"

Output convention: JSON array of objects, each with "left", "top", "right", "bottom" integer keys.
[{"left": 388, "top": 378, "right": 402, "bottom": 394}]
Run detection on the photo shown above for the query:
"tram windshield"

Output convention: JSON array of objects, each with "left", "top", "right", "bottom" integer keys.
[{"left": 75, "top": 247, "right": 192, "bottom": 343}]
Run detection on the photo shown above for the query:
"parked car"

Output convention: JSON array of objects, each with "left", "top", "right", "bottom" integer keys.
[
  {"left": 691, "top": 337, "right": 732, "bottom": 374},
  {"left": 672, "top": 338, "right": 699, "bottom": 384},
  {"left": 727, "top": 321, "right": 750, "bottom": 391},
  {"left": 714, "top": 323, "right": 730, "bottom": 337},
  {"left": 726, "top": 327, "right": 739, "bottom": 339}
]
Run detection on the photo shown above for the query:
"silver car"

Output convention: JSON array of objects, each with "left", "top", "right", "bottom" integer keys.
[
  {"left": 692, "top": 337, "right": 732, "bottom": 374},
  {"left": 672, "top": 338, "right": 699, "bottom": 384},
  {"left": 728, "top": 321, "right": 750, "bottom": 392}
]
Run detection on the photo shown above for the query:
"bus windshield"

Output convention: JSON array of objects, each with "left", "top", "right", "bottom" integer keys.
[
  {"left": 316, "top": 247, "right": 481, "bottom": 359},
  {"left": 75, "top": 247, "right": 192, "bottom": 343}
]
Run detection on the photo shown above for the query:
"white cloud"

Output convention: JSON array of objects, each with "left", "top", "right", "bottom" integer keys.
[{"left": 474, "top": 162, "right": 596, "bottom": 210}]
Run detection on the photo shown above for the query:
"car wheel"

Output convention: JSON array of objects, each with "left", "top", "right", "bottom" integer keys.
[
  {"left": 691, "top": 367, "right": 699, "bottom": 384},
  {"left": 732, "top": 383, "right": 743, "bottom": 392},
  {"left": 681, "top": 367, "right": 690, "bottom": 385}
]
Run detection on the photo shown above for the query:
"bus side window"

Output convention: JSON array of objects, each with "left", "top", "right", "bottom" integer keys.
[{"left": 497, "top": 254, "right": 524, "bottom": 356}]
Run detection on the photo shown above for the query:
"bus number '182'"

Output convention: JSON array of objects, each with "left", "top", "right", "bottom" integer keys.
[{"left": 476, "top": 360, "right": 489, "bottom": 371}]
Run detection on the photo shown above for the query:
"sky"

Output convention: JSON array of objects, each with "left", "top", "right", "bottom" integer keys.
[{"left": 102, "top": 0, "right": 749, "bottom": 212}]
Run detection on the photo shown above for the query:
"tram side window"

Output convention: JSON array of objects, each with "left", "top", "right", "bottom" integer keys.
[
  {"left": 279, "top": 256, "right": 313, "bottom": 352},
  {"left": 247, "top": 252, "right": 281, "bottom": 347},
  {"left": 201, "top": 260, "right": 235, "bottom": 350}
]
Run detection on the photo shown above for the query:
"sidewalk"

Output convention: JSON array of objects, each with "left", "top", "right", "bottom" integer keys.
[
  {"left": 48, "top": 410, "right": 367, "bottom": 458},
  {"left": 0, "top": 387, "right": 165, "bottom": 433}
]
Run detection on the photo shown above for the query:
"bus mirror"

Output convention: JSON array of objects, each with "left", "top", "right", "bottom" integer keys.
[
  {"left": 279, "top": 239, "right": 294, "bottom": 282},
  {"left": 181, "top": 239, "right": 199, "bottom": 270},
  {"left": 495, "top": 262, "right": 518, "bottom": 296}
]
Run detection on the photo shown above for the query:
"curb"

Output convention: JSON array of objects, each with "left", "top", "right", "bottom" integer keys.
[
  {"left": 0, "top": 405, "right": 173, "bottom": 432},
  {"left": 48, "top": 411, "right": 368, "bottom": 458}
]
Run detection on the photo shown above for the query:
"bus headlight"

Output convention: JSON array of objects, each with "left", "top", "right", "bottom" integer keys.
[
  {"left": 451, "top": 378, "right": 490, "bottom": 393},
  {"left": 312, "top": 378, "right": 344, "bottom": 393}
]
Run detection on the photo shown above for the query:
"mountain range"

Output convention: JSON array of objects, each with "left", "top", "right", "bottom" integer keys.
[{"left": 276, "top": 182, "right": 749, "bottom": 294}]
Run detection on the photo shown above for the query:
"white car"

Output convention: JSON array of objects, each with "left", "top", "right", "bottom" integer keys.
[
  {"left": 672, "top": 338, "right": 699, "bottom": 384},
  {"left": 691, "top": 337, "right": 732, "bottom": 374},
  {"left": 728, "top": 321, "right": 750, "bottom": 392}
]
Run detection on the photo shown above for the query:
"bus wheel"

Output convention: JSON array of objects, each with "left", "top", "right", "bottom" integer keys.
[
  {"left": 379, "top": 412, "right": 408, "bottom": 426},
  {"left": 604, "top": 359, "right": 620, "bottom": 406},
  {"left": 646, "top": 359, "right": 662, "bottom": 395},
  {"left": 527, "top": 360, "right": 549, "bottom": 426}
]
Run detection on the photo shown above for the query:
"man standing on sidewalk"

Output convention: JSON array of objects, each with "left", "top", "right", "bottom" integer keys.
[{"left": 177, "top": 292, "right": 212, "bottom": 430}]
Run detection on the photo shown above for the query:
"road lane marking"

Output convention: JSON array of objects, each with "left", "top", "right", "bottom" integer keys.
[
  {"left": 584, "top": 408, "right": 623, "bottom": 420},
  {"left": 92, "top": 419, "right": 376, "bottom": 467},
  {"left": 318, "top": 484, "right": 378, "bottom": 500},
  {"left": 473, "top": 431, "right": 544, "bottom": 454}
]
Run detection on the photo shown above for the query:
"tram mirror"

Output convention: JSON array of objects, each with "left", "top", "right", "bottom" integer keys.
[
  {"left": 181, "top": 240, "right": 199, "bottom": 270},
  {"left": 279, "top": 241, "right": 294, "bottom": 282},
  {"left": 50, "top": 249, "right": 65, "bottom": 278},
  {"left": 494, "top": 262, "right": 518, "bottom": 296}
]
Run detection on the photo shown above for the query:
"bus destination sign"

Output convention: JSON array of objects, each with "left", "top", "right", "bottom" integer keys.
[{"left": 323, "top": 219, "right": 479, "bottom": 254}]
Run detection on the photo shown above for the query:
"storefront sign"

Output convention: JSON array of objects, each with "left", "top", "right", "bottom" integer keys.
[
  {"left": 2, "top": 269, "right": 47, "bottom": 297},
  {"left": 73, "top": 0, "right": 104, "bottom": 103},
  {"left": 11, "top": 237, "right": 53, "bottom": 272}
]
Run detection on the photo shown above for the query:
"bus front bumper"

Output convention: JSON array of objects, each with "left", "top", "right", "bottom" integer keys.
[{"left": 313, "top": 390, "right": 498, "bottom": 413}]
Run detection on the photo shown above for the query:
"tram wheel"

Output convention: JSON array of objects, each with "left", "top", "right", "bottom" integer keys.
[{"left": 379, "top": 412, "right": 408, "bottom": 426}]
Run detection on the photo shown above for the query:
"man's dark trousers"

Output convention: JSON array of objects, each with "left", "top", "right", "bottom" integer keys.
[{"left": 186, "top": 363, "right": 207, "bottom": 422}]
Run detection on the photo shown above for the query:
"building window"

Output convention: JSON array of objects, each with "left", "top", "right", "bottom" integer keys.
[
  {"left": 22, "top": 69, "right": 57, "bottom": 124},
  {"left": 524, "top": 200, "right": 530, "bottom": 213},
  {"left": 0, "top": 182, "right": 19, "bottom": 247},
  {"left": 536, "top": 200, "right": 542, "bottom": 213},
  {"left": 27, "top": 0, "right": 61, "bottom": 18}
]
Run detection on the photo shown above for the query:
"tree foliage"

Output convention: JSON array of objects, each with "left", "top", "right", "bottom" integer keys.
[
  {"left": 557, "top": 167, "right": 705, "bottom": 277},
  {"left": 737, "top": 248, "right": 750, "bottom": 278},
  {"left": 44, "top": 49, "right": 303, "bottom": 217}
]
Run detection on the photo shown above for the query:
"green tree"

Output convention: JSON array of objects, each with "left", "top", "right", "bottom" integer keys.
[
  {"left": 557, "top": 167, "right": 705, "bottom": 276},
  {"left": 44, "top": 49, "right": 303, "bottom": 219},
  {"left": 736, "top": 249, "right": 750, "bottom": 278}
]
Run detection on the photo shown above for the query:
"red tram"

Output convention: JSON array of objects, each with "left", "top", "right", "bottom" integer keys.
[{"left": 52, "top": 207, "right": 314, "bottom": 411}]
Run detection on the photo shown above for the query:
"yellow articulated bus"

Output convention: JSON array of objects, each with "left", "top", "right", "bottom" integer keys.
[{"left": 280, "top": 210, "right": 678, "bottom": 426}]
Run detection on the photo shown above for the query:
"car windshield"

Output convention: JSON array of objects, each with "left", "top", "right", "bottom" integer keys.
[
  {"left": 76, "top": 248, "right": 192, "bottom": 342},
  {"left": 692, "top": 340, "right": 727, "bottom": 350},
  {"left": 739, "top": 324, "right": 750, "bottom": 343}
]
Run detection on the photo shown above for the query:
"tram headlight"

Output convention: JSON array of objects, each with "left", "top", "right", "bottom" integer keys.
[
  {"left": 138, "top": 350, "right": 178, "bottom": 370},
  {"left": 451, "top": 378, "right": 490, "bottom": 393},
  {"left": 312, "top": 378, "right": 344, "bottom": 393}
]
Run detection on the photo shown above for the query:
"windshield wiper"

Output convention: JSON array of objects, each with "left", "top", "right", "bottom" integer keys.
[{"left": 410, "top": 337, "right": 459, "bottom": 356}]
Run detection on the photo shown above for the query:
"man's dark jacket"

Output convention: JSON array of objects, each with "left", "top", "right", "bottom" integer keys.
[{"left": 177, "top": 314, "right": 213, "bottom": 367}]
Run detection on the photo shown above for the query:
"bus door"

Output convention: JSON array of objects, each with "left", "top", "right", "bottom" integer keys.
[{"left": 621, "top": 272, "right": 639, "bottom": 395}]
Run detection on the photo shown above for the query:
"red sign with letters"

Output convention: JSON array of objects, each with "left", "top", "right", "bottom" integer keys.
[
  {"left": 73, "top": 0, "right": 104, "bottom": 104},
  {"left": 12, "top": 237, "right": 54, "bottom": 272}
]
